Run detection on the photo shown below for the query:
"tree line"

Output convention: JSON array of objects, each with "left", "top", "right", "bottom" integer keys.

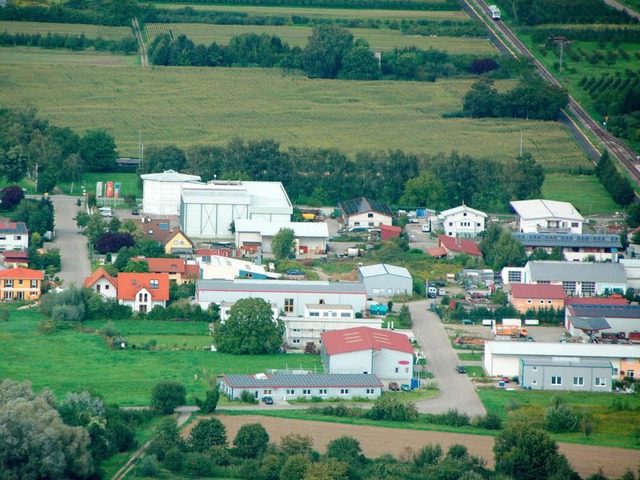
[
  {"left": 0, "top": 0, "right": 142, "bottom": 26},
  {"left": 501, "top": 0, "right": 635, "bottom": 26},
  {"left": 0, "top": 30, "right": 138, "bottom": 54},
  {"left": 594, "top": 150, "right": 635, "bottom": 206},
  {"left": 156, "top": 0, "right": 461, "bottom": 12}
]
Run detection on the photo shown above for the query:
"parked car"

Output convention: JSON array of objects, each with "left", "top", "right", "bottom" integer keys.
[
  {"left": 401, "top": 384, "right": 411, "bottom": 392},
  {"left": 461, "top": 319, "right": 476, "bottom": 325},
  {"left": 456, "top": 366, "right": 467, "bottom": 374},
  {"left": 348, "top": 226, "right": 369, "bottom": 232},
  {"left": 501, "top": 376, "right": 510, "bottom": 384},
  {"left": 388, "top": 382, "right": 400, "bottom": 391},
  {"left": 285, "top": 269, "right": 304, "bottom": 276},
  {"left": 131, "top": 209, "right": 139, "bottom": 215},
  {"left": 262, "top": 396, "right": 274, "bottom": 405}
]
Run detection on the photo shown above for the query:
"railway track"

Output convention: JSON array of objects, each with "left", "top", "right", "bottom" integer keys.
[{"left": 461, "top": 0, "right": 640, "bottom": 186}]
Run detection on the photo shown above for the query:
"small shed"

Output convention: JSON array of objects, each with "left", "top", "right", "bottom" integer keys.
[{"left": 358, "top": 263, "right": 412, "bottom": 297}]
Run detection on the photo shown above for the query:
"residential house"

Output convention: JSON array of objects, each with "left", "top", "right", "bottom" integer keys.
[
  {"left": 520, "top": 358, "right": 613, "bottom": 392},
  {"left": 358, "top": 264, "right": 412, "bottom": 297},
  {"left": 83, "top": 267, "right": 118, "bottom": 300},
  {"left": 0, "top": 222, "right": 29, "bottom": 251},
  {"left": 513, "top": 233, "right": 621, "bottom": 262},
  {"left": 501, "top": 261, "right": 627, "bottom": 297},
  {"left": 234, "top": 219, "right": 329, "bottom": 255},
  {"left": 0, "top": 267, "right": 43, "bottom": 301},
  {"left": 218, "top": 373, "right": 383, "bottom": 401},
  {"left": 1, "top": 250, "right": 29, "bottom": 268},
  {"left": 133, "top": 257, "right": 193, "bottom": 284},
  {"left": 339, "top": 197, "right": 394, "bottom": 228},
  {"left": 434, "top": 234, "right": 482, "bottom": 258},
  {"left": 433, "top": 205, "right": 487, "bottom": 238},
  {"left": 135, "top": 218, "right": 194, "bottom": 255},
  {"left": 117, "top": 272, "right": 170, "bottom": 313},
  {"left": 509, "top": 283, "right": 566, "bottom": 314},
  {"left": 320, "top": 326, "right": 414, "bottom": 385},
  {"left": 510, "top": 199, "right": 585, "bottom": 234}
]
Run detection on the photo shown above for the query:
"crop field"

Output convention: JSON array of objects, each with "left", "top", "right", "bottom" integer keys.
[
  {"left": 145, "top": 22, "right": 493, "bottom": 53},
  {"left": 0, "top": 21, "right": 134, "bottom": 40},
  {"left": 150, "top": 2, "right": 468, "bottom": 20},
  {"left": 542, "top": 173, "right": 620, "bottom": 214},
  {"left": 0, "top": 64, "right": 590, "bottom": 171},
  {"left": 0, "top": 47, "right": 139, "bottom": 65},
  {"left": 0, "top": 310, "right": 321, "bottom": 405}
]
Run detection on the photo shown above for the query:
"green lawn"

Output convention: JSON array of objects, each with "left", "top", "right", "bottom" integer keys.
[
  {"left": 464, "top": 365, "right": 486, "bottom": 377},
  {"left": 0, "top": 309, "right": 321, "bottom": 406},
  {"left": 542, "top": 173, "right": 621, "bottom": 215},
  {"left": 458, "top": 351, "right": 483, "bottom": 361},
  {"left": 145, "top": 23, "right": 495, "bottom": 53},
  {"left": 57, "top": 172, "right": 142, "bottom": 197},
  {"left": 0, "top": 46, "right": 139, "bottom": 66},
  {"left": 0, "top": 64, "right": 591, "bottom": 169}
]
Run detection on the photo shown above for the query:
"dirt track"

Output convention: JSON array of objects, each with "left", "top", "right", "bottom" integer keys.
[{"left": 197, "top": 415, "right": 640, "bottom": 479}]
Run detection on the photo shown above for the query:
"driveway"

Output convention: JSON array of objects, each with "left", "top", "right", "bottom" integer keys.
[
  {"left": 410, "top": 300, "right": 486, "bottom": 416},
  {"left": 50, "top": 195, "right": 91, "bottom": 286}
]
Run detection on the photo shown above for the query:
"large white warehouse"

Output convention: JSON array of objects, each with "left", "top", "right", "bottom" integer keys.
[
  {"left": 141, "top": 170, "right": 201, "bottom": 216},
  {"left": 179, "top": 181, "right": 293, "bottom": 241}
]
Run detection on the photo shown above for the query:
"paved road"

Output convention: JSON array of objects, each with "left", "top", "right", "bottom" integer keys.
[
  {"left": 410, "top": 300, "right": 486, "bottom": 416},
  {"left": 50, "top": 195, "right": 91, "bottom": 286}
]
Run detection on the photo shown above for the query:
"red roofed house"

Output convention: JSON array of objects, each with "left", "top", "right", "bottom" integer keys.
[
  {"left": 133, "top": 257, "right": 188, "bottom": 284},
  {"left": 1, "top": 250, "right": 30, "bottom": 268},
  {"left": 437, "top": 234, "right": 482, "bottom": 258},
  {"left": 0, "top": 267, "right": 44, "bottom": 301},
  {"left": 320, "top": 326, "right": 414, "bottom": 386},
  {"left": 510, "top": 283, "right": 566, "bottom": 314},
  {"left": 84, "top": 267, "right": 118, "bottom": 300},
  {"left": 117, "top": 272, "right": 170, "bottom": 313}
]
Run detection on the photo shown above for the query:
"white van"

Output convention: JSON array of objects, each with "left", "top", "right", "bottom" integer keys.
[
  {"left": 421, "top": 223, "right": 431, "bottom": 232},
  {"left": 98, "top": 207, "right": 114, "bottom": 217}
]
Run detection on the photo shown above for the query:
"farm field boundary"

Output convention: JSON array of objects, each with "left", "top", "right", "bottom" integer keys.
[
  {"left": 0, "top": 46, "right": 139, "bottom": 65},
  {"left": 0, "top": 21, "right": 133, "bottom": 39}
]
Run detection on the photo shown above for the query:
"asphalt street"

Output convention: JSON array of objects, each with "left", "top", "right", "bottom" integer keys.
[
  {"left": 50, "top": 195, "right": 91, "bottom": 286},
  {"left": 410, "top": 299, "right": 487, "bottom": 416}
]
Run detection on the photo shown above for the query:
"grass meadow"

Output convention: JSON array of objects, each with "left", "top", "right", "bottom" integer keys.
[
  {"left": 0, "top": 64, "right": 591, "bottom": 170},
  {"left": 542, "top": 173, "right": 621, "bottom": 215},
  {"left": 57, "top": 171, "right": 143, "bottom": 198},
  {"left": 0, "top": 21, "right": 134, "bottom": 40},
  {"left": 0, "top": 46, "right": 139, "bottom": 65},
  {"left": 145, "top": 23, "right": 495, "bottom": 53},
  {"left": 0, "top": 309, "right": 321, "bottom": 406}
]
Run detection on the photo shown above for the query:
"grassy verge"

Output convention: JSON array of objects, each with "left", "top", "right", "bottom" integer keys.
[
  {"left": 464, "top": 366, "right": 486, "bottom": 377},
  {"left": 457, "top": 351, "right": 483, "bottom": 361},
  {"left": 57, "top": 172, "right": 141, "bottom": 198},
  {"left": 542, "top": 173, "right": 620, "bottom": 215}
]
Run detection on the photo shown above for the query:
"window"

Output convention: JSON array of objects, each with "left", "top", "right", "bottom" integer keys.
[
  {"left": 104, "top": 284, "right": 109, "bottom": 290},
  {"left": 18, "top": 279, "right": 23, "bottom": 285},
  {"left": 527, "top": 299, "right": 532, "bottom": 304},
  {"left": 284, "top": 298, "right": 294, "bottom": 313},
  {"left": 292, "top": 339, "right": 301, "bottom": 344},
  {"left": 302, "top": 389, "right": 311, "bottom": 395},
  {"left": 582, "top": 282, "right": 596, "bottom": 296},
  {"left": 3, "top": 291, "right": 12, "bottom": 300},
  {"left": 547, "top": 300, "right": 552, "bottom": 304},
  {"left": 340, "top": 312, "right": 351, "bottom": 318},
  {"left": 562, "top": 281, "right": 576, "bottom": 296},
  {"left": 532, "top": 366, "right": 538, "bottom": 371},
  {"left": 150, "top": 279, "right": 159, "bottom": 289},
  {"left": 15, "top": 236, "right": 21, "bottom": 240},
  {"left": 5, "top": 279, "right": 12, "bottom": 287},
  {"left": 263, "top": 389, "right": 272, "bottom": 395},
  {"left": 394, "top": 367, "right": 399, "bottom": 373},
  {"left": 331, "top": 312, "right": 337, "bottom": 317},
  {"left": 310, "top": 312, "right": 320, "bottom": 317},
  {"left": 572, "top": 377, "right": 584, "bottom": 386},
  {"left": 139, "top": 305, "right": 147, "bottom": 313},
  {"left": 595, "top": 378, "right": 606, "bottom": 387},
  {"left": 508, "top": 271, "right": 522, "bottom": 283},
  {"left": 532, "top": 380, "right": 537, "bottom": 385},
  {"left": 16, "top": 291, "right": 23, "bottom": 300},
  {"left": 628, "top": 370, "right": 635, "bottom": 379},
  {"left": 340, "top": 389, "right": 349, "bottom": 395},
  {"left": 540, "top": 300, "right": 544, "bottom": 304},
  {"left": 318, "top": 389, "right": 327, "bottom": 395},
  {"left": 551, "top": 376, "right": 562, "bottom": 385},
  {"left": 448, "top": 222, "right": 453, "bottom": 226},
  {"left": 477, "top": 223, "right": 481, "bottom": 227},
  {"left": 286, "top": 389, "right": 295, "bottom": 395},
  {"left": 405, "top": 367, "right": 409, "bottom": 373},
  {"left": 366, "top": 389, "right": 375, "bottom": 395},
  {"left": 571, "top": 222, "right": 579, "bottom": 227},
  {"left": 292, "top": 328, "right": 301, "bottom": 332},
  {"left": 368, "top": 213, "right": 373, "bottom": 218}
]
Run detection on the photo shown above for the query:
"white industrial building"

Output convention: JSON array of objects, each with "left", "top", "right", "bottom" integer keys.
[
  {"left": 321, "top": 327, "right": 414, "bottom": 385},
  {"left": 433, "top": 205, "right": 487, "bottom": 238},
  {"left": 234, "top": 219, "right": 329, "bottom": 255},
  {"left": 565, "top": 304, "right": 640, "bottom": 338},
  {"left": 620, "top": 259, "right": 640, "bottom": 289},
  {"left": 196, "top": 279, "right": 368, "bottom": 316},
  {"left": 513, "top": 233, "right": 622, "bottom": 262},
  {"left": 218, "top": 373, "right": 383, "bottom": 401},
  {"left": 179, "top": 181, "right": 293, "bottom": 241},
  {"left": 197, "top": 254, "right": 280, "bottom": 280},
  {"left": 358, "top": 264, "right": 413, "bottom": 297},
  {"left": 284, "top": 304, "right": 383, "bottom": 348},
  {"left": 501, "top": 261, "right": 627, "bottom": 297},
  {"left": 141, "top": 170, "right": 201, "bottom": 216},
  {"left": 484, "top": 341, "right": 640, "bottom": 379},
  {"left": 511, "top": 199, "right": 584, "bottom": 234},
  {"left": 219, "top": 301, "right": 279, "bottom": 323}
]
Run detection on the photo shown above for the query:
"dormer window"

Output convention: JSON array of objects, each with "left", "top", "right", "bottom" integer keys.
[{"left": 150, "top": 279, "right": 159, "bottom": 289}]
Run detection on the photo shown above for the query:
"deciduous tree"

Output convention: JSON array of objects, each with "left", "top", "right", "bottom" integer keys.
[
  {"left": 79, "top": 129, "right": 117, "bottom": 172},
  {"left": 233, "top": 422, "right": 269, "bottom": 458},
  {"left": 271, "top": 227, "right": 296, "bottom": 260},
  {"left": 189, "top": 418, "right": 227, "bottom": 452},
  {"left": 151, "top": 381, "right": 186, "bottom": 415},
  {"left": 302, "top": 25, "right": 354, "bottom": 79}
]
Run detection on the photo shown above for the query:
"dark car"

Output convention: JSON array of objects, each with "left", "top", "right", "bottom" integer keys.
[
  {"left": 456, "top": 366, "right": 467, "bottom": 374},
  {"left": 131, "top": 209, "right": 139, "bottom": 215},
  {"left": 262, "top": 396, "right": 274, "bottom": 405},
  {"left": 285, "top": 269, "right": 304, "bottom": 276},
  {"left": 388, "top": 382, "right": 400, "bottom": 391},
  {"left": 461, "top": 319, "right": 476, "bottom": 325}
]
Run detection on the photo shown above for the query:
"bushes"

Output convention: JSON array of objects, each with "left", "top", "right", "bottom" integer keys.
[
  {"left": 545, "top": 397, "right": 579, "bottom": 433},
  {"left": 423, "top": 408, "right": 471, "bottom": 427},
  {"left": 151, "top": 381, "right": 186, "bottom": 414},
  {"left": 367, "top": 396, "right": 418, "bottom": 422}
]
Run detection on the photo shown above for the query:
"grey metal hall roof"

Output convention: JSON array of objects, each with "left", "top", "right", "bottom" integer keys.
[
  {"left": 527, "top": 261, "right": 627, "bottom": 283},
  {"left": 569, "top": 316, "right": 611, "bottom": 331},
  {"left": 197, "top": 279, "right": 367, "bottom": 294},
  {"left": 221, "top": 373, "right": 383, "bottom": 389},
  {"left": 339, "top": 197, "right": 394, "bottom": 218},
  {"left": 569, "top": 304, "right": 640, "bottom": 319},
  {"left": 514, "top": 233, "right": 621, "bottom": 249}
]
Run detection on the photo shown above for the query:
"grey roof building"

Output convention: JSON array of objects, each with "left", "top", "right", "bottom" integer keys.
[
  {"left": 565, "top": 304, "right": 640, "bottom": 337},
  {"left": 527, "top": 261, "right": 626, "bottom": 283},
  {"left": 513, "top": 233, "right": 621, "bottom": 262},
  {"left": 358, "top": 264, "right": 412, "bottom": 297},
  {"left": 340, "top": 197, "right": 394, "bottom": 218},
  {"left": 520, "top": 358, "right": 613, "bottom": 392}
]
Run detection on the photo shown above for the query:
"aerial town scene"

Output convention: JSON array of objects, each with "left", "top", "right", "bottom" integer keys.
[{"left": 1, "top": 0, "right": 640, "bottom": 477}]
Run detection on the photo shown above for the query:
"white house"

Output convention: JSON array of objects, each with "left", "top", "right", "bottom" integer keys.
[
  {"left": 513, "top": 233, "right": 622, "bottom": 262},
  {"left": 433, "top": 205, "right": 487, "bottom": 238},
  {"left": 196, "top": 279, "right": 368, "bottom": 316},
  {"left": 339, "top": 197, "right": 394, "bottom": 228},
  {"left": 218, "top": 373, "right": 383, "bottom": 401},
  {"left": 141, "top": 170, "right": 201, "bottom": 216},
  {"left": 358, "top": 264, "right": 412, "bottom": 297},
  {"left": 510, "top": 199, "right": 585, "bottom": 234},
  {"left": 283, "top": 304, "right": 383, "bottom": 348},
  {"left": 321, "top": 326, "right": 414, "bottom": 385},
  {"left": 501, "top": 261, "right": 627, "bottom": 297},
  {"left": 484, "top": 341, "right": 640, "bottom": 379},
  {"left": 179, "top": 181, "right": 293, "bottom": 241},
  {"left": 83, "top": 267, "right": 118, "bottom": 300},
  {"left": 117, "top": 272, "right": 170, "bottom": 313},
  {"left": 234, "top": 219, "right": 329, "bottom": 255},
  {"left": 0, "top": 222, "right": 29, "bottom": 251}
]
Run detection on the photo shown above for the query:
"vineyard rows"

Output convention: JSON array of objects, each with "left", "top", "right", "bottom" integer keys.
[{"left": 0, "top": 21, "right": 133, "bottom": 40}]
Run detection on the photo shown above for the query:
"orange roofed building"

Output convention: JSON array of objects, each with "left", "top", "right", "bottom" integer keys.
[
  {"left": 0, "top": 267, "right": 44, "bottom": 301},
  {"left": 509, "top": 283, "right": 566, "bottom": 314},
  {"left": 84, "top": 267, "right": 118, "bottom": 300},
  {"left": 117, "top": 272, "right": 170, "bottom": 313}
]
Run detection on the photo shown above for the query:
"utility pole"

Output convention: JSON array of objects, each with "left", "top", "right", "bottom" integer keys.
[
  {"left": 34, "top": 163, "right": 39, "bottom": 193},
  {"left": 519, "top": 129, "right": 523, "bottom": 157}
]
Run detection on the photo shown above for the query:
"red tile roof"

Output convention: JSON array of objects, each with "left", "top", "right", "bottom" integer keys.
[
  {"left": 321, "top": 327, "right": 413, "bottom": 355},
  {"left": 510, "top": 283, "right": 566, "bottom": 299},
  {"left": 2, "top": 251, "right": 29, "bottom": 260},
  {"left": 135, "top": 257, "right": 185, "bottom": 274},
  {"left": 426, "top": 246, "right": 448, "bottom": 258},
  {"left": 117, "top": 273, "right": 170, "bottom": 301},
  {"left": 438, "top": 235, "right": 482, "bottom": 257},
  {"left": 564, "top": 297, "right": 629, "bottom": 306},
  {"left": 184, "top": 263, "right": 200, "bottom": 279},
  {"left": 84, "top": 267, "right": 118, "bottom": 288},
  {"left": 0, "top": 267, "right": 44, "bottom": 280}
]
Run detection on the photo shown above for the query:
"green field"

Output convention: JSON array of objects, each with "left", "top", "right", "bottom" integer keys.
[
  {"left": 0, "top": 21, "right": 134, "bottom": 40},
  {"left": 0, "top": 46, "right": 139, "bottom": 65},
  {"left": 57, "top": 172, "right": 143, "bottom": 198},
  {"left": 149, "top": 2, "right": 468, "bottom": 20},
  {"left": 145, "top": 23, "right": 494, "bottom": 53},
  {"left": 542, "top": 173, "right": 621, "bottom": 215},
  {"left": 0, "top": 310, "right": 321, "bottom": 405},
  {"left": 0, "top": 64, "right": 591, "bottom": 168}
]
